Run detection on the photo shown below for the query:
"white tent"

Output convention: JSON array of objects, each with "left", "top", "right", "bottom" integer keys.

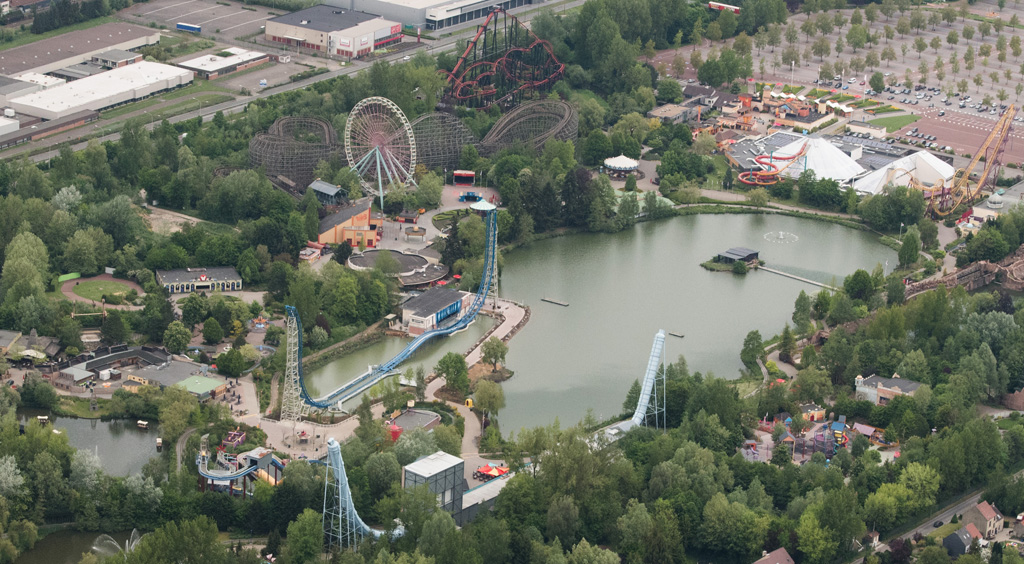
[
  {"left": 853, "top": 150, "right": 956, "bottom": 196},
  {"left": 771, "top": 136, "right": 865, "bottom": 183},
  {"left": 604, "top": 155, "right": 640, "bottom": 171}
]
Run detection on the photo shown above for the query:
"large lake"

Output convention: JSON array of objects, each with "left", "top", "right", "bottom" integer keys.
[
  {"left": 495, "top": 213, "right": 895, "bottom": 434},
  {"left": 307, "top": 214, "right": 894, "bottom": 434}
]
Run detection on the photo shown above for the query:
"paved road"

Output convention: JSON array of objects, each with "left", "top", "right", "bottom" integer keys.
[{"left": 176, "top": 426, "right": 198, "bottom": 472}]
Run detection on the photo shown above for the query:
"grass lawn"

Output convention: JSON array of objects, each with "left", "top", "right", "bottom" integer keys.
[
  {"left": 928, "top": 522, "right": 960, "bottom": 540},
  {"left": 851, "top": 99, "right": 881, "bottom": 108},
  {"left": 868, "top": 105, "right": 904, "bottom": 115},
  {"left": 0, "top": 16, "right": 116, "bottom": 52},
  {"left": 782, "top": 84, "right": 804, "bottom": 94},
  {"left": 56, "top": 396, "right": 112, "bottom": 419},
  {"left": 832, "top": 94, "right": 855, "bottom": 103},
  {"left": 100, "top": 82, "right": 232, "bottom": 120},
  {"left": 71, "top": 279, "right": 133, "bottom": 302},
  {"left": 869, "top": 114, "right": 921, "bottom": 132},
  {"left": 807, "top": 88, "right": 831, "bottom": 98}
]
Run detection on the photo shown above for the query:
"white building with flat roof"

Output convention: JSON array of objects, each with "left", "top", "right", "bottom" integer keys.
[
  {"left": 177, "top": 47, "right": 270, "bottom": 79},
  {"left": 9, "top": 61, "right": 193, "bottom": 120}
]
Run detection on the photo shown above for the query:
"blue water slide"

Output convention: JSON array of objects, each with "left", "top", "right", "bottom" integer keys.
[{"left": 291, "top": 209, "right": 498, "bottom": 409}]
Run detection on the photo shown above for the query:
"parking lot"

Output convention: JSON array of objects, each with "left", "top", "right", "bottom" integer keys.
[
  {"left": 887, "top": 101, "right": 1024, "bottom": 165},
  {"left": 125, "top": 0, "right": 276, "bottom": 39}
]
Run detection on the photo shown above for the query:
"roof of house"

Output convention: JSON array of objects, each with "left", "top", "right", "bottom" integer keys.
[
  {"left": 831, "top": 421, "right": 846, "bottom": 431},
  {"left": 977, "top": 501, "right": 1002, "bottom": 521},
  {"left": 754, "top": 548, "right": 795, "bottom": 564},
  {"left": 682, "top": 84, "right": 717, "bottom": 99},
  {"left": 720, "top": 247, "right": 759, "bottom": 260},
  {"left": 0, "top": 330, "right": 20, "bottom": 350},
  {"left": 267, "top": 5, "right": 380, "bottom": 33},
  {"left": 404, "top": 450, "right": 463, "bottom": 478},
  {"left": 176, "top": 375, "right": 223, "bottom": 396},
  {"left": 852, "top": 423, "right": 877, "bottom": 435},
  {"left": 965, "top": 523, "right": 983, "bottom": 539},
  {"left": 800, "top": 403, "right": 823, "bottom": 413},
  {"left": 319, "top": 198, "right": 372, "bottom": 233},
  {"left": 944, "top": 528, "right": 973, "bottom": 553},
  {"left": 858, "top": 374, "right": 922, "bottom": 395},
  {"left": 19, "top": 329, "right": 60, "bottom": 357},
  {"left": 402, "top": 288, "right": 464, "bottom": 318},
  {"left": 848, "top": 120, "right": 886, "bottom": 131},
  {"left": 155, "top": 267, "right": 241, "bottom": 286},
  {"left": 648, "top": 103, "right": 687, "bottom": 118},
  {"left": 310, "top": 179, "right": 341, "bottom": 197},
  {"left": 393, "top": 409, "right": 441, "bottom": 430}
]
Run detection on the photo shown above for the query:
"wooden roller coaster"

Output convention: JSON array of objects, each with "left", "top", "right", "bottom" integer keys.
[{"left": 922, "top": 105, "right": 1016, "bottom": 216}]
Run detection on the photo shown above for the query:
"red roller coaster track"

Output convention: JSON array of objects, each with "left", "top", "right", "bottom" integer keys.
[
  {"left": 737, "top": 142, "right": 808, "bottom": 186},
  {"left": 442, "top": 7, "right": 565, "bottom": 110}
]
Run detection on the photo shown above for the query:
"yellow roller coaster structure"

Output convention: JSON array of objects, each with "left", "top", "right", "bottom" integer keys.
[{"left": 925, "top": 105, "right": 1016, "bottom": 216}]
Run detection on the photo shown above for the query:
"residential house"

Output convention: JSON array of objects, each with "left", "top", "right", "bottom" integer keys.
[
  {"left": 854, "top": 374, "right": 922, "bottom": 406},
  {"left": 753, "top": 548, "right": 795, "bottom": 564},
  {"left": 943, "top": 528, "right": 974, "bottom": 556},
  {"left": 963, "top": 501, "right": 1004, "bottom": 539}
]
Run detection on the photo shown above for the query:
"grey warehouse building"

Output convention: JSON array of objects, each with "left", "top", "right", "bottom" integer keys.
[
  {"left": 326, "top": 0, "right": 536, "bottom": 30},
  {"left": 404, "top": 451, "right": 465, "bottom": 514}
]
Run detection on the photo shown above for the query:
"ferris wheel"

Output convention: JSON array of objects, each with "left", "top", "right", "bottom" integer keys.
[{"left": 344, "top": 96, "right": 417, "bottom": 207}]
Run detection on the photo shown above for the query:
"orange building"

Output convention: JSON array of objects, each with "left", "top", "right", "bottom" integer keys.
[{"left": 317, "top": 198, "right": 381, "bottom": 248}]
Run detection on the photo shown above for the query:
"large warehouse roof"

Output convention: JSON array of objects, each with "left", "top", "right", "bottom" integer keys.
[
  {"left": 853, "top": 150, "right": 956, "bottom": 196},
  {"left": 0, "top": 22, "right": 157, "bottom": 77},
  {"left": 773, "top": 136, "right": 865, "bottom": 183},
  {"left": 268, "top": 5, "right": 380, "bottom": 32},
  {"left": 10, "top": 62, "right": 193, "bottom": 120}
]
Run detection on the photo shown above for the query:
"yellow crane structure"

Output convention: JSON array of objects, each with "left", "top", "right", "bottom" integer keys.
[{"left": 926, "top": 105, "right": 1017, "bottom": 216}]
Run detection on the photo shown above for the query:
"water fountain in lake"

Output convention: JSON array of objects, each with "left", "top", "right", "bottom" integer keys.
[
  {"left": 92, "top": 529, "right": 146, "bottom": 560},
  {"left": 763, "top": 231, "right": 799, "bottom": 243}
]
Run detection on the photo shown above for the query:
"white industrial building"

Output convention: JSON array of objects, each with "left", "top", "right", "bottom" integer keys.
[
  {"left": 177, "top": 47, "right": 270, "bottom": 79},
  {"left": 326, "top": 0, "right": 533, "bottom": 30},
  {"left": 853, "top": 150, "right": 956, "bottom": 196},
  {"left": 9, "top": 62, "right": 193, "bottom": 120}
]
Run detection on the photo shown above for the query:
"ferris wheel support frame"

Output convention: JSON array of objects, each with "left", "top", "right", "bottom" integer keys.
[{"left": 344, "top": 96, "right": 417, "bottom": 211}]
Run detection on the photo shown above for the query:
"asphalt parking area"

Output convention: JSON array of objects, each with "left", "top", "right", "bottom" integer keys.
[
  {"left": 891, "top": 106, "right": 1024, "bottom": 165},
  {"left": 126, "top": 0, "right": 276, "bottom": 39}
]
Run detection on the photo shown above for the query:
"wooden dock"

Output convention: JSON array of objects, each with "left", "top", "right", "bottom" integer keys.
[
  {"left": 757, "top": 266, "right": 838, "bottom": 291},
  {"left": 541, "top": 298, "right": 569, "bottom": 307}
]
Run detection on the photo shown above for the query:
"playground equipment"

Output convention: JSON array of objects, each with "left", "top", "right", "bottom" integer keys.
[
  {"left": 737, "top": 142, "right": 809, "bottom": 186},
  {"left": 281, "top": 202, "right": 499, "bottom": 415},
  {"left": 927, "top": 105, "right": 1016, "bottom": 216},
  {"left": 322, "top": 437, "right": 398, "bottom": 551},
  {"left": 195, "top": 434, "right": 285, "bottom": 495}
]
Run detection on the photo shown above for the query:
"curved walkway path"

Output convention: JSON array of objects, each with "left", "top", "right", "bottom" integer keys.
[{"left": 60, "top": 274, "right": 145, "bottom": 311}]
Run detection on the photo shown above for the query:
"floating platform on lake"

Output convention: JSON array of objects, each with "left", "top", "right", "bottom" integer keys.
[
  {"left": 669, "top": 332, "right": 685, "bottom": 338},
  {"left": 541, "top": 298, "right": 569, "bottom": 307}
]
